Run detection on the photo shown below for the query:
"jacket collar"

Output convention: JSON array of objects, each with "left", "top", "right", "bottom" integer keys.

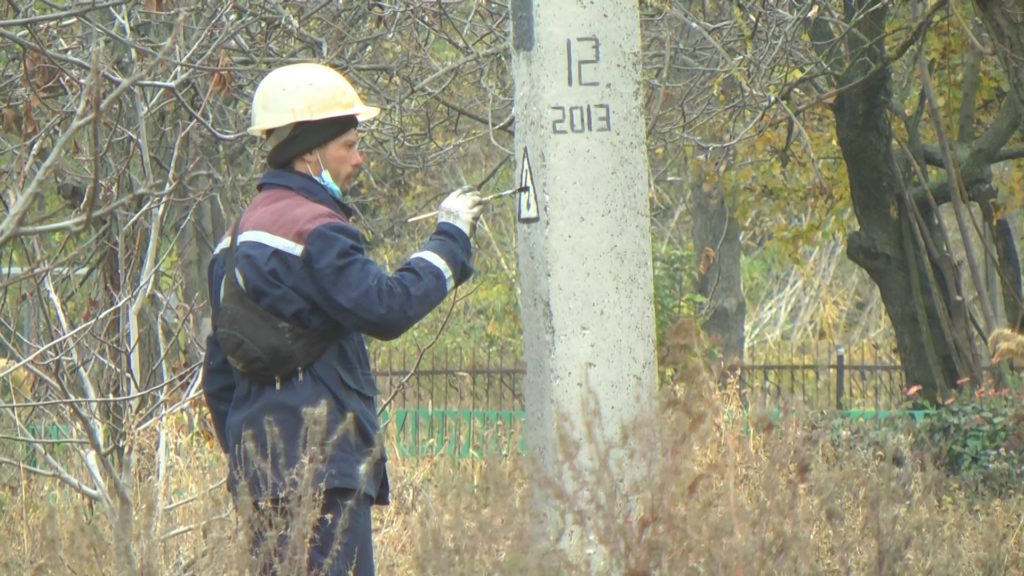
[{"left": 257, "top": 169, "right": 354, "bottom": 219}]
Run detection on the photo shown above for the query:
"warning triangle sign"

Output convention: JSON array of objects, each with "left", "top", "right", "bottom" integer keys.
[{"left": 518, "top": 147, "right": 539, "bottom": 222}]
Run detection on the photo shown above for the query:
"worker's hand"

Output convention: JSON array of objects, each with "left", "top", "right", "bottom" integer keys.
[{"left": 437, "top": 186, "right": 483, "bottom": 238}]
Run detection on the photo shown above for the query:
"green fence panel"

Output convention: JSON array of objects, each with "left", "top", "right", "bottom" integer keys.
[
  {"left": 380, "top": 408, "right": 526, "bottom": 459},
  {"left": 380, "top": 407, "right": 945, "bottom": 459},
  {"left": 841, "top": 408, "right": 934, "bottom": 423}
]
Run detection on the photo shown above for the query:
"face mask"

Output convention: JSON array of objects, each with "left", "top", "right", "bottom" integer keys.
[{"left": 308, "top": 152, "right": 343, "bottom": 201}]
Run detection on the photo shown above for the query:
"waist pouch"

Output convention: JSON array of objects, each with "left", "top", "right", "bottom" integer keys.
[{"left": 213, "top": 221, "right": 339, "bottom": 383}]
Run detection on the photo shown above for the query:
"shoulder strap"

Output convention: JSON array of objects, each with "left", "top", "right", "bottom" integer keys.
[
  {"left": 225, "top": 218, "right": 241, "bottom": 275},
  {"left": 219, "top": 218, "right": 245, "bottom": 300}
]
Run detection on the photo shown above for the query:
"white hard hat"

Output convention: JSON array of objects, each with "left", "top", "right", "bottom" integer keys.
[{"left": 248, "top": 63, "right": 380, "bottom": 137}]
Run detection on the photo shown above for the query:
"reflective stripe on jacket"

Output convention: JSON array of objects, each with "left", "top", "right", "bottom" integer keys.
[{"left": 201, "top": 169, "right": 473, "bottom": 502}]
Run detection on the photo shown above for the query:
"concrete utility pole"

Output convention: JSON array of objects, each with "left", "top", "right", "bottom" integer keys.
[{"left": 509, "top": 0, "right": 658, "bottom": 561}]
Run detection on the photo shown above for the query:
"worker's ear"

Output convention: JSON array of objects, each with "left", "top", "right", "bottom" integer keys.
[
  {"left": 300, "top": 149, "right": 320, "bottom": 166},
  {"left": 292, "top": 149, "right": 319, "bottom": 174}
]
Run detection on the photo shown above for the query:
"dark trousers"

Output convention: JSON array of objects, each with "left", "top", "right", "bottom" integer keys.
[{"left": 250, "top": 488, "right": 375, "bottom": 576}]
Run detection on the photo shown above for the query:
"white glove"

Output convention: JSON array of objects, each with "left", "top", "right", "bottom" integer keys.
[{"left": 437, "top": 186, "right": 483, "bottom": 238}]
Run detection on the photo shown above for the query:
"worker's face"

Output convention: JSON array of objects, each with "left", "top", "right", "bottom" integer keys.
[{"left": 313, "top": 129, "right": 363, "bottom": 189}]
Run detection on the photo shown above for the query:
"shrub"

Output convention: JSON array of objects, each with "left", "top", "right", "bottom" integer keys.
[{"left": 916, "top": 392, "right": 1024, "bottom": 493}]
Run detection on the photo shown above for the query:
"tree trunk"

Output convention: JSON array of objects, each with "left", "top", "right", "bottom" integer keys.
[
  {"left": 974, "top": 0, "right": 1024, "bottom": 109},
  {"left": 988, "top": 208, "right": 1024, "bottom": 330},
  {"left": 833, "top": 1, "right": 971, "bottom": 404},
  {"left": 690, "top": 175, "right": 745, "bottom": 373},
  {"left": 974, "top": 1, "right": 1024, "bottom": 331}
]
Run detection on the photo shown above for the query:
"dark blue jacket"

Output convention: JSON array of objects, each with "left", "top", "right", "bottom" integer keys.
[{"left": 201, "top": 169, "right": 473, "bottom": 503}]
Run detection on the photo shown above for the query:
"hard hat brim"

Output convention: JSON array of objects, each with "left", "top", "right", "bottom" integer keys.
[
  {"left": 355, "top": 104, "right": 380, "bottom": 123},
  {"left": 249, "top": 104, "right": 381, "bottom": 137}
]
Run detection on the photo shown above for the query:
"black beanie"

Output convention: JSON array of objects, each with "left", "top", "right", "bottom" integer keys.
[{"left": 267, "top": 115, "right": 359, "bottom": 169}]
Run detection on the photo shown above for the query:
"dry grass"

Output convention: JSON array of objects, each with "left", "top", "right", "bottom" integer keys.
[{"left": 1, "top": 388, "right": 1023, "bottom": 575}]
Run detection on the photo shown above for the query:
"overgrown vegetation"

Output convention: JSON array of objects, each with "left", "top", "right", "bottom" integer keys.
[
  {"left": 916, "top": 390, "right": 1024, "bottom": 495},
  {"left": 2, "top": 388, "right": 1023, "bottom": 574}
]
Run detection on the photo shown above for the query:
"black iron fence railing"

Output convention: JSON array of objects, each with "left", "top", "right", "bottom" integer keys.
[
  {"left": 371, "top": 346, "right": 525, "bottom": 414},
  {"left": 371, "top": 346, "right": 1016, "bottom": 415}
]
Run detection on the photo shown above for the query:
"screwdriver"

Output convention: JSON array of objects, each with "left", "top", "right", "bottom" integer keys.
[{"left": 406, "top": 186, "right": 530, "bottom": 223}]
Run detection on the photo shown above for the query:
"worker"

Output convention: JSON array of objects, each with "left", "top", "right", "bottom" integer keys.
[{"left": 200, "top": 62, "right": 482, "bottom": 575}]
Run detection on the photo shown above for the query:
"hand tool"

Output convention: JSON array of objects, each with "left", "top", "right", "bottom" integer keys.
[{"left": 406, "top": 186, "right": 530, "bottom": 223}]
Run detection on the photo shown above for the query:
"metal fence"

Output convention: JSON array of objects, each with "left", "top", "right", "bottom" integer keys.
[
  {"left": 368, "top": 345, "right": 929, "bottom": 457},
  {"left": 372, "top": 346, "right": 525, "bottom": 412},
  {"left": 370, "top": 345, "right": 924, "bottom": 411},
  {"left": 741, "top": 345, "right": 907, "bottom": 410},
  {"left": 372, "top": 347, "right": 525, "bottom": 458},
  {"left": 741, "top": 344, "right": 1022, "bottom": 410}
]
